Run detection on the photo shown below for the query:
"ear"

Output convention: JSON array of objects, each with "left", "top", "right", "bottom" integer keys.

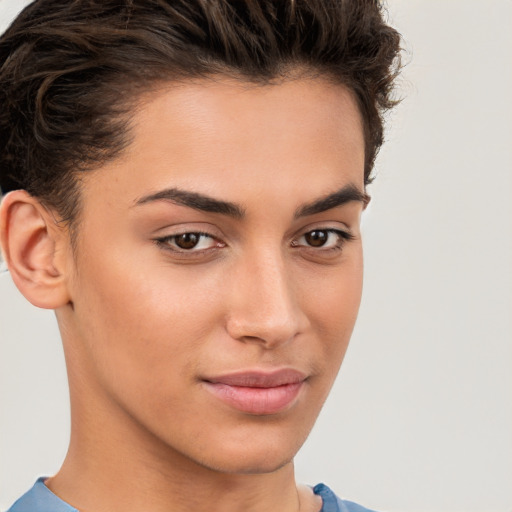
[{"left": 0, "top": 190, "right": 71, "bottom": 309}]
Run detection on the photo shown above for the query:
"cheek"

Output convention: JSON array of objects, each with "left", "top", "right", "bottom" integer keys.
[
  {"left": 307, "top": 251, "right": 363, "bottom": 368},
  {"left": 311, "top": 247, "right": 363, "bottom": 313},
  {"left": 69, "top": 244, "right": 226, "bottom": 400}
]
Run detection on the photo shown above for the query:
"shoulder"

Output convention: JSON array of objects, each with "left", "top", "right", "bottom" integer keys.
[
  {"left": 6, "top": 478, "right": 77, "bottom": 512},
  {"left": 313, "top": 483, "right": 380, "bottom": 512},
  {"left": 8, "top": 479, "right": 379, "bottom": 512}
]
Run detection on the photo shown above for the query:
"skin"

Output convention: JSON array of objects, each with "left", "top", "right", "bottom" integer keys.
[{"left": 1, "top": 77, "right": 366, "bottom": 512}]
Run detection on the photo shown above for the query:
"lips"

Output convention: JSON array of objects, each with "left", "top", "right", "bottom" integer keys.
[{"left": 203, "top": 369, "right": 306, "bottom": 415}]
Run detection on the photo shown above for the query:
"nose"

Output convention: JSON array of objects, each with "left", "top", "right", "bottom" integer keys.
[{"left": 225, "top": 250, "right": 309, "bottom": 348}]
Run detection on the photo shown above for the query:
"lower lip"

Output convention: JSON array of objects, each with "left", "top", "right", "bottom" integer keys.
[{"left": 203, "top": 381, "right": 304, "bottom": 415}]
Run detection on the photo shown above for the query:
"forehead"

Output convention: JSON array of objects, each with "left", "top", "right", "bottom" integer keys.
[{"left": 79, "top": 77, "right": 365, "bottom": 213}]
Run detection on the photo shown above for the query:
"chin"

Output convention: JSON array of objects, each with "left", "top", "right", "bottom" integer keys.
[
  {"left": 196, "top": 448, "right": 295, "bottom": 475},
  {"left": 183, "top": 424, "right": 311, "bottom": 476}
]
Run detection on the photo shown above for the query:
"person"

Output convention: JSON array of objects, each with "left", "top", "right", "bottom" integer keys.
[{"left": 0, "top": 1, "right": 401, "bottom": 511}]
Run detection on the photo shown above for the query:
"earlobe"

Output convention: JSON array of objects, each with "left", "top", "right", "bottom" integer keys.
[{"left": 0, "top": 190, "right": 71, "bottom": 309}]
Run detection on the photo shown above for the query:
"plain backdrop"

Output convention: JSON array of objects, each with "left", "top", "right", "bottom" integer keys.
[{"left": 0, "top": 1, "right": 511, "bottom": 511}]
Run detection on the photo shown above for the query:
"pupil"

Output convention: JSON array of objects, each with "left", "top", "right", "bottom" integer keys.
[
  {"left": 176, "top": 233, "right": 199, "bottom": 249},
  {"left": 306, "top": 230, "right": 328, "bottom": 247}
]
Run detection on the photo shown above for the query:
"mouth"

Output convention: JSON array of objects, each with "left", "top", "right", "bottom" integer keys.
[{"left": 202, "top": 369, "right": 307, "bottom": 415}]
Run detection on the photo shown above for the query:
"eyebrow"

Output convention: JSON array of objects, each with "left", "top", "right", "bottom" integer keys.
[
  {"left": 294, "top": 184, "right": 370, "bottom": 218},
  {"left": 135, "top": 183, "right": 369, "bottom": 219},
  {"left": 135, "top": 187, "right": 245, "bottom": 218}
]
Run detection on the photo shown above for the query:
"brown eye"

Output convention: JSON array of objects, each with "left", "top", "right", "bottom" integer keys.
[
  {"left": 155, "top": 231, "right": 222, "bottom": 253},
  {"left": 174, "top": 233, "right": 201, "bottom": 249},
  {"left": 293, "top": 228, "right": 353, "bottom": 252},
  {"left": 304, "top": 230, "right": 329, "bottom": 247}
]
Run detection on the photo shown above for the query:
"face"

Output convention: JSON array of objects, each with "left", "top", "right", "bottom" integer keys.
[{"left": 60, "top": 77, "right": 366, "bottom": 475}]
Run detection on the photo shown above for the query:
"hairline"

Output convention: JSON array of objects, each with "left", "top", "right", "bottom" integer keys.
[{"left": 54, "top": 68, "right": 367, "bottom": 256}]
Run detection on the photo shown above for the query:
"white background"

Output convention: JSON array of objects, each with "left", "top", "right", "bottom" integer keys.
[{"left": 1, "top": 1, "right": 511, "bottom": 511}]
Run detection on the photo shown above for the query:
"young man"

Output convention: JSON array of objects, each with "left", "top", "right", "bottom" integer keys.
[{"left": 0, "top": 1, "right": 401, "bottom": 511}]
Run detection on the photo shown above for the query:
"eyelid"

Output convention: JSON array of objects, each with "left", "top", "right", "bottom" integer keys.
[
  {"left": 150, "top": 221, "right": 224, "bottom": 238},
  {"left": 150, "top": 221, "right": 229, "bottom": 259},
  {"left": 292, "top": 220, "right": 355, "bottom": 239},
  {"left": 289, "top": 227, "right": 356, "bottom": 260},
  {"left": 293, "top": 227, "right": 353, "bottom": 244},
  {"left": 154, "top": 231, "right": 224, "bottom": 251}
]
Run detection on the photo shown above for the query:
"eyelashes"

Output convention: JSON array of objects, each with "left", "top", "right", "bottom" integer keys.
[
  {"left": 157, "top": 232, "right": 224, "bottom": 251},
  {"left": 154, "top": 228, "right": 354, "bottom": 259},
  {"left": 291, "top": 228, "right": 354, "bottom": 250}
]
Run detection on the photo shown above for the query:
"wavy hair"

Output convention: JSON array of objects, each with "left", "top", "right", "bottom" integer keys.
[{"left": 0, "top": 0, "right": 401, "bottom": 225}]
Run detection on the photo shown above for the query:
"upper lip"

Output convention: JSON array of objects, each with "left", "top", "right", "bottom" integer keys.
[{"left": 204, "top": 369, "right": 307, "bottom": 388}]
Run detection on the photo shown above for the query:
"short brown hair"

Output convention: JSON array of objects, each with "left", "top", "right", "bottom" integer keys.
[{"left": 0, "top": 0, "right": 401, "bottom": 225}]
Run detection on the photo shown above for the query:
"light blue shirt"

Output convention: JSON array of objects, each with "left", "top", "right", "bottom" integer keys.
[{"left": 7, "top": 478, "right": 378, "bottom": 512}]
